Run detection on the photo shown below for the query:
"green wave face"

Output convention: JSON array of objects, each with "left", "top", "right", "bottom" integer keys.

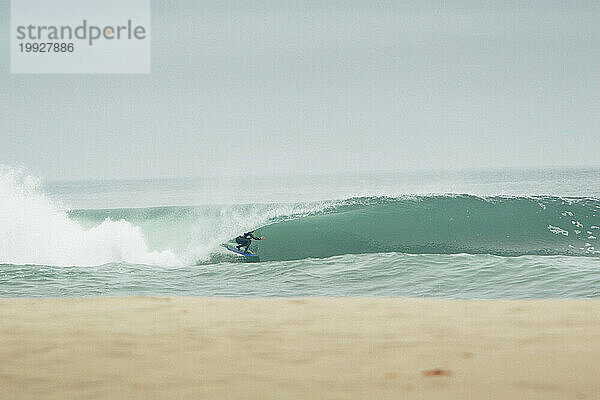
[
  {"left": 251, "top": 195, "right": 600, "bottom": 261},
  {"left": 66, "top": 195, "right": 600, "bottom": 264}
]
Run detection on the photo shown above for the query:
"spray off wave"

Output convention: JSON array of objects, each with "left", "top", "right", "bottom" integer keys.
[{"left": 0, "top": 168, "right": 178, "bottom": 266}]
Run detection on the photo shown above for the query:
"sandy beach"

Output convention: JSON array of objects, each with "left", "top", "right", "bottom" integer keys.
[{"left": 0, "top": 297, "right": 598, "bottom": 399}]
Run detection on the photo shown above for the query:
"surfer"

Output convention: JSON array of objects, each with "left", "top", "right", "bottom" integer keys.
[{"left": 235, "top": 231, "right": 263, "bottom": 253}]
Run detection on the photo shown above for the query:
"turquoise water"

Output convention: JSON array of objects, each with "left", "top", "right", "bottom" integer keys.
[
  {"left": 1, "top": 167, "right": 599, "bottom": 298},
  {"left": 2, "top": 254, "right": 599, "bottom": 298}
]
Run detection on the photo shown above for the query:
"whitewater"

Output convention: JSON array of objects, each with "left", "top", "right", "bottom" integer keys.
[{"left": 1, "top": 166, "right": 599, "bottom": 298}]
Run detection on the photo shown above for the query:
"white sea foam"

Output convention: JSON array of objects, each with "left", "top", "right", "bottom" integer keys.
[
  {"left": 0, "top": 167, "right": 342, "bottom": 266},
  {"left": 0, "top": 167, "right": 180, "bottom": 266},
  {"left": 183, "top": 200, "right": 343, "bottom": 263},
  {"left": 547, "top": 225, "right": 569, "bottom": 236}
]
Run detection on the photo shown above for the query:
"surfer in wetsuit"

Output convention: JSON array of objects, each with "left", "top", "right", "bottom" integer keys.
[{"left": 235, "top": 231, "right": 263, "bottom": 253}]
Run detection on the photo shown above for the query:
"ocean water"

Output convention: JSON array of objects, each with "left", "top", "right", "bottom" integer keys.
[{"left": 1, "top": 166, "right": 599, "bottom": 298}]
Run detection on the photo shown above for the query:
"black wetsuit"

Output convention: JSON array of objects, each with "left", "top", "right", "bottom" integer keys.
[{"left": 235, "top": 231, "right": 261, "bottom": 252}]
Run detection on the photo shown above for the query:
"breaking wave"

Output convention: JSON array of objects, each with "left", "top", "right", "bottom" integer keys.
[{"left": 1, "top": 167, "right": 599, "bottom": 266}]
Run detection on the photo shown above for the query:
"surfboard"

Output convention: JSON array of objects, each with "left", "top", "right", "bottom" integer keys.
[{"left": 223, "top": 244, "right": 260, "bottom": 259}]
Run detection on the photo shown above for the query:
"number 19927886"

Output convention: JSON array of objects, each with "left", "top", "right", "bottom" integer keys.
[{"left": 19, "top": 43, "right": 74, "bottom": 52}]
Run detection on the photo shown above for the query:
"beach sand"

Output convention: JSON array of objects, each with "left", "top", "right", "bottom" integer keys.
[{"left": 0, "top": 297, "right": 598, "bottom": 399}]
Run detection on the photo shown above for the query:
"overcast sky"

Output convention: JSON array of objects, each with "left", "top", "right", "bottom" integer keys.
[{"left": 1, "top": 0, "right": 599, "bottom": 180}]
